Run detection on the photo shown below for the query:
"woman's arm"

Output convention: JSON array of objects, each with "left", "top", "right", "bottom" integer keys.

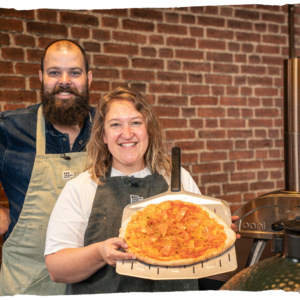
[{"left": 46, "top": 237, "right": 136, "bottom": 284}]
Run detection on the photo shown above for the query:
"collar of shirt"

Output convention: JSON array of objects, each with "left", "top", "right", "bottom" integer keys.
[{"left": 110, "top": 167, "right": 152, "bottom": 178}]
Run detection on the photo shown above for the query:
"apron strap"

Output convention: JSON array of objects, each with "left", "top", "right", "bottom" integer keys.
[{"left": 36, "top": 105, "right": 46, "bottom": 155}]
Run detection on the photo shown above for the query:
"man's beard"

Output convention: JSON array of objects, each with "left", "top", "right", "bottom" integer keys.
[{"left": 41, "top": 81, "right": 90, "bottom": 126}]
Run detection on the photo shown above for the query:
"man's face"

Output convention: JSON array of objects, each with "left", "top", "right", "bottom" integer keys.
[{"left": 39, "top": 43, "right": 92, "bottom": 126}]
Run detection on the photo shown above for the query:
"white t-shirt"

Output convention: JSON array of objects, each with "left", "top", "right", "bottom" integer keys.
[{"left": 45, "top": 167, "right": 201, "bottom": 256}]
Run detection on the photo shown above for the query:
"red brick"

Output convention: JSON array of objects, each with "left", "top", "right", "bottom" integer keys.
[
  {"left": 248, "top": 76, "right": 272, "bottom": 86},
  {"left": 2, "top": 48, "right": 24, "bottom": 60},
  {"left": 132, "top": 58, "right": 164, "bottom": 69},
  {"left": 202, "top": 174, "right": 228, "bottom": 184},
  {"left": 166, "top": 37, "right": 196, "bottom": 48},
  {"left": 249, "top": 55, "right": 261, "bottom": 64},
  {"left": 166, "top": 130, "right": 195, "bottom": 140},
  {"left": 3, "top": 104, "right": 25, "bottom": 111},
  {"left": 262, "top": 159, "right": 284, "bottom": 169},
  {"left": 262, "top": 13, "right": 285, "bottom": 23},
  {"left": 92, "top": 29, "right": 110, "bottom": 40},
  {"left": 93, "top": 9, "right": 127, "bottom": 17},
  {"left": 189, "top": 74, "right": 202, "bottom": 83},
  {"left": 181, "top": 14, "right": 195, "bottom": 24},
  {"left": 206, "top": 52, "right": 233, "bottom": 62},
  {"left": 90, "top": 69, "right": 119, "bottom": 79},
  {"left": 255, "top": 108, "right": 279, "bottom": 117},
  {"left": 60, "top": 12, "right": 98, "bottom": 25},
  {"left": 256, "top": 5, "right": 281, "bottom": 11},
  {"left": 0, "top": 33, "right": 9, "bottom": 45},
  {"left": 213, "top": 63, "right": 239, "bottom": 73},
  {"left": 205, "top": 6, "right": 218, "bottom": 14},
  {"left": 207, "top": 140, "right": 233, "bottom": 150},
  {"left": 242, "top": 44, "right": 254, "bottom": 52},
  {"left": 198, "top": 40, "right": 226, "bottom": 50},
  {"left": 0, "top": 91, "right": 37, "bottom": 102},
  {"left": 231, "top": 172, "right": 255, "bottom": 181},
  {"left": 228, "top": 107, "right": 239, "bottom": 116},
  {"left": 255, "top": 88, "right": 278, "bottom": 96},
  {"left": 234, "top": 76, "right": 246, "bottom": 85},
  {"left": 274, "top": 78, "right": 283, "bottom": 87},
  {"left": 220, "top": 119, "right": 245, "bottom": 128},
  {"left": 94, "top": 55, "right": 128, "bottom": 67},
  {"left": 0, "top": 76, "right": 25, "bottom": 88},
  {"left": 197, "top": 16, "right": 225, "bottom": 27},
  {"left": 228, "top": 18, "right": 253, "bottom": 30},
  {"left": 268, "top": 67, "right": 280, "bottom": 75},
  {"left": 249, "top": 119, "right": 272, "bottom": 127},
  {"left": 276, "top": 180, "right": 285, "bottom": 189},
  {"left": 220, "top": 97, "right": 247, "bottom": 106},
  {"left": 269, "top": 24, "right": 279, "bottom": 33},
  {"left": 269, "top": 150, "right": 280, "bottom": 158},
  {"left": 263, "top": 35, "right": 286, "bottom": 44},
  {"left": 175, "top": 50, "right": 204, "bottom": 60},
  {"left": 29, "top": 77, "right": 40, "bottom": 89},
  {"left": 27, "top": 22, "right": 67, "bottom": 36},
  {"left": 141, "top": 48, "right": 156, "bottom": 57},
  {"left": 262, "top": 56, "right": 283, "bottom": 66},
  {"left": 37, "top": 9, "right": 56, "bottom": 21},
  {"left": 201, "top": 152, "right": 227, "bottom": 162},
  {"left": 269, "top": 129, "right": 279, "bottom": 138},
  {"left": 165, "top": 12, "right": 179, "bottom": 23},
  {"left": 198, "top": 130, "right": 225, "bottom": 139},
  {"left": 250, "top": 181, "right": 274, "bottom": 190},
  {"left": 104, "top": 44, "right": 138, "bottom": 55},
  {"left": 207, "top": 186, "right": 221, "bottom": 195},
  {"left": 235, "top": 54, "right": 247, "bottom": 63},
  {"left": 226, "top": 87, "right": 239, "bottom": 96},
  {"left": 249, "top": 139, "right": 273, "bottom": 148},
  {"left": 197, "top": 108, "right": 225, "bottom": 118},
  {"left": 191, "top": 97, "right": 217, "bottom": 105},
  {"left": 160, "top": 118, "right": 187, "bottom": 128},
  {"left": 229, "top": 151, "right": 254, "bottom": 160},
  {"left": 130, "top": 8, "right": 163, "bottom": 20},
  {"left": 149, "top": 35, "right": 164, "bottom": 44},
  {"left": 123, "top": 19, "right": 154, "bottom": 31},
  {"left": 255, "top": 129, "right": 267, "bottom": 138},
  {"left": 158, "top": 96, "right": 187, "bottom": 106},
  {"left": 157, "top": 24, "right": 187, "bottom": 35},
  {"left": 235, "top": 140, "right": 246, "bottom": 149},
  {"left": 38, "top": 38, "right": 57, "bottom": 49},
  {"left": 27, "top": 49, "right": 43, "bottom": 61},
  {"left": 235, "top": 9, "right": 259, "bottom": 20},
  {"left": 159, "top": 49, "right": 173, "bottom": 58},
  {"left": 182, "top": 108, "right": 196, "bottom": 117},
  {"left": 255, "top": 23, "right": 267, "bottom": 32},
  {"left": 190, "top": 119, "right": 203, "bottom": 127},
  {"left": 190, "top": 7, "right": 204, "bottom": 13},
  {"left": 223, "top": 183, "right": 248, "bottom": 193},
  {"left": 207, "top": 29, "right": 233, "bottom": 40},
  {"left": 0, "top": 8, "right": 34, "bottom": 18},
  {"left": 262, "top": 98, "right": 273, "bottom": 106},
  {"left": 149, "top": 84, "right": 180, "bottom": 94},
  {"left": 90, "top": 81, "right": 109, "bottom": 92},
  {"left": 183, "top": 62, "right": 210, "bottom": 71},
  {"left": 248, "top": 98, "right": 261, "bottom": 106},
  {"left": 241, "top": 87, "right": 252, "bottom": 96},
  {"left": 228, "top": 130, "right": 252, "bottom": 138},
  {"left": 130, "top": 83, "right": 146, "bottom": 93},
  {"left": 256, "top": 150, "right": 268, "bottom": 159},
  {"left": 237, "top": 160, "right": 261, "bottom": 170},
  {"left": 121, "top": 70, "right": 154, "bottom": 81},
  {"left": 190, "top": 27, "right": 204, "bottom": 37},
  {"left": 256, "top": 45, "right": 280, "bottom": 54},
  {"left": 223, "top": 162, "right": 235, "bottom": 172},
  {"left": 205, "top": 75, "right": 232, "bottom": 85},
  {"left": 193, "top": 163, "right": 221, "bottom": 173},
  {"left": 167, "top": 61, "right": 181, "bottom": 70},
  {"left": 153, "top": 106, "right": 179, "bottom": 117},
  {"left": 205, "top": 120, "right": 218, "bottom": 128},
  {"left": 102, "top": 17, "right": 118, "bottom": 28},
  {"left": 241, "top": 65, "right": 267, "bottom": 74},
  {"left": 228, "top": 42, "right": 240, "bottom": 51},
  {"left": 175, "top": 141, "right": 204, "bottom": 150},
  {"left": 271, "top": 171, "right": 282, "bottom": 179},
  {"left": 0, "top": 62, "right": 13, "bottom": 74},
  {"left": 71, "top": 27, "right": 90, "bottom": 39},
  {"left": 220, "top": 7, "right": 233, "bottom": 16},
  {"left": 258, "top": 171, "right": 268, "bottom": 180},
  {"left": 113, "top": 31, "right": 146, "bottom": 44},
  {"left": 182, "top": 85, "right": 209, "bottom": 95},
  {"left": 0, "top": 18, "right": 23, "bottom": 32},
  {"left": 212, "top": 86, "right": 224, "bottom": 96},
  {"left": 236, "top": 32, "right": 260, "bottom": 42},
  {"left": 181, "top": 153, "right": 198, "bottom": 163},
  {"left": 13, "top": 35, "right": 34, "bottom": 47}
]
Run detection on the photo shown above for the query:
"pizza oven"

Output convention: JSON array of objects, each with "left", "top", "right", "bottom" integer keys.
[{"left": 217, "top": 57, "right": 300, "bottom": 290}]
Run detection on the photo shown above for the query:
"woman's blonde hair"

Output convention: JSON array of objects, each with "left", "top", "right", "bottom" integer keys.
[{"left": 87, "top": 86, "right": 171, "bottom": 184}]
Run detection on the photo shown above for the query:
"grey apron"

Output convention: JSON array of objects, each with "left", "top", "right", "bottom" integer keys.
[
  {"left": 66, "top": 173, "right": 198, "bottom": 294},
  {"left": 0, "top": 106, "right": 88, "bottom": 295}
]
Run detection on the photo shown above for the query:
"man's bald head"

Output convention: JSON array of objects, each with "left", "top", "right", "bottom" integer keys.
[{"left": 40, "top": 39, "right": 89, "bottom": 74}]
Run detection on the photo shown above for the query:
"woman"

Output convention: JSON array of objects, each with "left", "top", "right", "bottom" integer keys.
[{"left": 45, "top": 86, "right": 239, "bottom": 294}]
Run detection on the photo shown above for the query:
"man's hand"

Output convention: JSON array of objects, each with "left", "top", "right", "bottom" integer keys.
[
  {"left": 231, "top": 216, "right": 241, "bottom": 239},
  {"left": 98, "top": 238, "right": 136, "bottom": 267},
  {"left": 0, "top": 205, "right": 10, "bottom": 235}
]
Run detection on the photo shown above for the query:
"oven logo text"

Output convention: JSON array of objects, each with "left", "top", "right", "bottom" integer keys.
[{"left": 242, "top": 222, "right": 266, "bottom": 231}]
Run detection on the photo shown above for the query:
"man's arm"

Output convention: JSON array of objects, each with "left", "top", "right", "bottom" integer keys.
[{"left": 0, "top": 205, "right": 10, "bottom": 235}]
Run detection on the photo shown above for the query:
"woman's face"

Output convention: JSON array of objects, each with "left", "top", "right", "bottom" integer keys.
[{"left": 102, "top": 99, "right": 149, "bottom": 175}]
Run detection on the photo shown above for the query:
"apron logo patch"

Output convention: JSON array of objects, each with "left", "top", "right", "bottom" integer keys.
[
  {"left": 62, "top": 171, "right": 74, "bottom": 181},
  {"left": 130, "top": 195, "right": 143, "bottom": 203}
]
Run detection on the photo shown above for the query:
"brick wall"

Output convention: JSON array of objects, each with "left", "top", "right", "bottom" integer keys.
[{"left": 0, "top": 5, "right": 294, "bottom": 220}]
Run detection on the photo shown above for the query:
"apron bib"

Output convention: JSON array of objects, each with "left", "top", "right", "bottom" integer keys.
[
  {"left": 0, "top": 106, "right": 87, "bottom": 295},
  {"left": 66, "top": 174, "right": 198, "bottom": 294}
]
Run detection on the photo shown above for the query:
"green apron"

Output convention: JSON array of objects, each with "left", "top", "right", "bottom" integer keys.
[
  {"left": 66, "top": 173, "right": 198, "bottom": 294},
  {"left": 0, "top": 105, "right": 88, "bottom": 295}
]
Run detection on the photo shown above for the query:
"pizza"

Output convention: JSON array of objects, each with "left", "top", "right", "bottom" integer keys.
[{"left": 119, "top": 200, "right": 236, "bottom": 266}]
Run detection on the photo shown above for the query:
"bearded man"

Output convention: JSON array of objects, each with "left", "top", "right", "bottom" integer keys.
[{"left": 0, "top": 39, "right": 94, "bottom": 296}]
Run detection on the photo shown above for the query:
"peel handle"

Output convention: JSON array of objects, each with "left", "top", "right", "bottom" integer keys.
[{"left": 171, "top": 147, "right": 181, "bottom": 192}]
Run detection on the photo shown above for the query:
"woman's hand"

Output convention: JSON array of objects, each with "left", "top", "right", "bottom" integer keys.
[
  {"left": 231, "top": 216, "right": 241, "bottom": 239},
  {"left": 99, "top": 237, "right": 136, "bottom": 267}
]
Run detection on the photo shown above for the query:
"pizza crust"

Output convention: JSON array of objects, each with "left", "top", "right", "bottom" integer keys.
[{"left": 119, "top": 201, "right": 236, "bottom": 267}]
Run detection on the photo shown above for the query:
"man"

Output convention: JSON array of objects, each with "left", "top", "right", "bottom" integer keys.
[{"left": 0, "top": 39, "right": 94, "bottom": 295}]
